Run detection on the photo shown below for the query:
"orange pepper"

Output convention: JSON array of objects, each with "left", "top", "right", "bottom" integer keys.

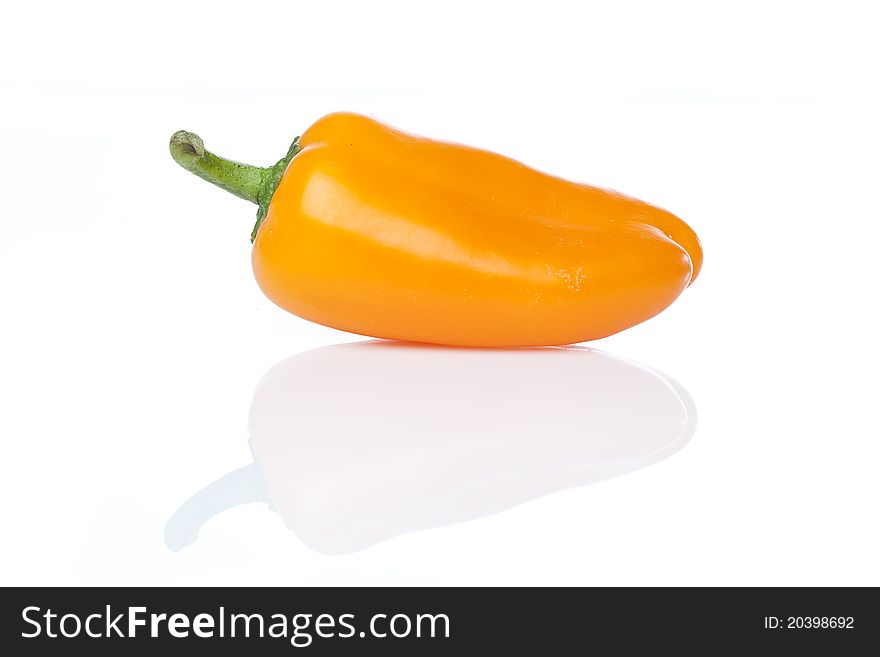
[{"left": 170, "top": 113, "right": 702, "bottom": 346}]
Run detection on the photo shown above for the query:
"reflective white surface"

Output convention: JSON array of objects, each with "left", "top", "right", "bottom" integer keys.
[{"left": 166, "top": 343, "right": 696, "bottom": 554}]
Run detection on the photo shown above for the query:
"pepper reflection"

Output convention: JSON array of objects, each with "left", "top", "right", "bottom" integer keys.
[{"left": 165, "top": 342, "right": 696, "bottom": 555}]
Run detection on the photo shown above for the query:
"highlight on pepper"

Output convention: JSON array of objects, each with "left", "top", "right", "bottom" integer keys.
[{"left": 169, "top": 112, "right": 702, "bottom": 347}]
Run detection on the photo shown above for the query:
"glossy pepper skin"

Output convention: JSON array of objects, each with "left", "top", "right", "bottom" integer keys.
[{"left": 170, "top": 113, "right": 702, "bottom": 347}]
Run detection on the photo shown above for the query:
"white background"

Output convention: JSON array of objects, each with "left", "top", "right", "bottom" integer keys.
[{"left": 2, "top": 0, "right": 878, "bottom": 586}]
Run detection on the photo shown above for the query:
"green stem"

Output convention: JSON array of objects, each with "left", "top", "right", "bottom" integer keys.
[
  {"left": 169, "top": 130, "right": 301, "bottom": 242},
  {"left": 169, "top": 131, "right": 264, "bottom": 203}
]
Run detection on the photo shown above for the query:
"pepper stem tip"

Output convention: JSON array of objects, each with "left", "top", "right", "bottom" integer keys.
[{"left": 169, "top": 130, "right": 206, "bottom": 173}]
